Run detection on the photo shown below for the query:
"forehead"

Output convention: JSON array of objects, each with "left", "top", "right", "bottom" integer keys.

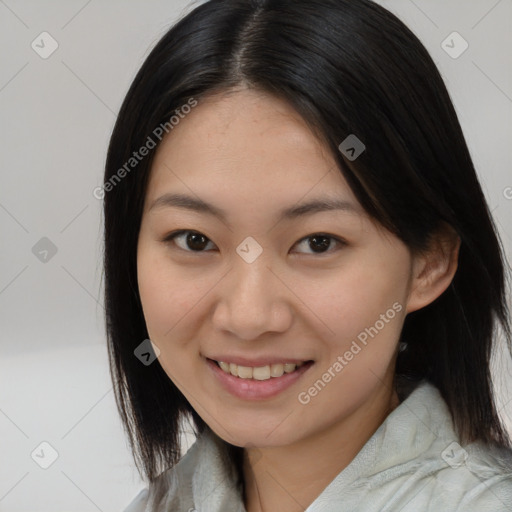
[{"left": 145, "top": 88, "right": 359, "bottom": 212}]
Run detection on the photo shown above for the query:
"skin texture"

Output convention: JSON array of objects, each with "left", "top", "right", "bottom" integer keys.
[{"left": 136, "top": 87, "right": 460, "bottom": 511}]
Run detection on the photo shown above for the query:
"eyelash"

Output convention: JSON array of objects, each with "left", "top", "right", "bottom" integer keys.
[{"left": 161, "top": 230, "right": 347, "bottom": 256}]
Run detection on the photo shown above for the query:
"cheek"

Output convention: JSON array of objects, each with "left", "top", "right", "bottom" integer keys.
[
  {"left": 137, "top": 250, "right": 209, "bottom": 394},
  {"left": 302, "top": 260, "right": 409, "bottom": 347},
  {"left": 292, "top": 260, "right": 409, "bottom": 427},
  {"left": 137, "top": 248, "right": 201, "bottom": 343}
]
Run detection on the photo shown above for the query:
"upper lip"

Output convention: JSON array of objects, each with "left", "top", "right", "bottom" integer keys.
[{"left": 206, "top": 355, "right": 313, "bottom": 367}]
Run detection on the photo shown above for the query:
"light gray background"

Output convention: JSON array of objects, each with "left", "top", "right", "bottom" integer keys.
[{"left": 0, "top": 0, "right": 511, "bottom": 510}]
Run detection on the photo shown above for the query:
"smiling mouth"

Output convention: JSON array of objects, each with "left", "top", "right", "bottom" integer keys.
[{"left": 211, "top": 359, "right": 313, "bottom": 381}]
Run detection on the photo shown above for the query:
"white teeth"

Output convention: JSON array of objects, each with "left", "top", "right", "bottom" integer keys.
[
  {"left": 216, "top": 361, "right": 306, "bottom": 380},
  {"left": 270, "top": 363, "right": 284, "bottom": 377},
  {"left": 283, "top": 363, "right": 297, "bottom": 373},
  {"left": 252, "top": 366, "right": 271, "bottom": 380},
  {"left": 237, "top": 365, "right": 253, "bottom": 379}
]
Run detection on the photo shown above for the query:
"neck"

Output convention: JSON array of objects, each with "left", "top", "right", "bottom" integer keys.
[{"left": 242, "top": 381, "right": 400, "bottom": 512}]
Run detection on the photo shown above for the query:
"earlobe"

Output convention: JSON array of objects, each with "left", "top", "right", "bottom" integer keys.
[{"left": 406, "top": 224, "right": 461, "bottom": 314}]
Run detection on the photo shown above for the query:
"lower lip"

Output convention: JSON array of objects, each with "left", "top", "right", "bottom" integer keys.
[{"left": 206, "top": 358, "right": 314, "bottom": 400}]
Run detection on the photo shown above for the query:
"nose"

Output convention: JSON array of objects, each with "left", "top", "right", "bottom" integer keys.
[{"left": 211, "top": 251, "right": 293, "bottom": 341}]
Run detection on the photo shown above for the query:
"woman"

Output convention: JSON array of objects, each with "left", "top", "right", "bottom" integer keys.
[{"left": 102, "top": 0, "right": 512, "bottom": 510}]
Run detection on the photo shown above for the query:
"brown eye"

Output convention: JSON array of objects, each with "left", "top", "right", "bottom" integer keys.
[
  {"left": 293, "top": 234, "right": 345, "bottom": 255},
  {"left": 162, "top": 230, "right": 345, "bottom": 255},
  {"left": 163, "top": 230, "right": 216, "bottom": 252},
  {"left": 308, "top": 235, "right": 331, "bottom": 253}
]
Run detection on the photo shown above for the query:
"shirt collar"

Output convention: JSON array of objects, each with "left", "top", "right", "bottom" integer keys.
[{"left": 159, "top": 380, "right": 455, "bottom": 511}]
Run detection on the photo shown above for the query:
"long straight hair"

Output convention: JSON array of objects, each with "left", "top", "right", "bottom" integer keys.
[{"left": 103, "top": 0, "right": 512, "bottom": 482}]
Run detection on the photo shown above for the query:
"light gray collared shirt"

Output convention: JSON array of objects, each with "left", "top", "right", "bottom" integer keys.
[{"left": 123, "top": 381, "right": 512, "bottom": 511}]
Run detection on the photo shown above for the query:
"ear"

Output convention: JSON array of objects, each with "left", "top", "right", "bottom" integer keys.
[{"left": 406, "top": 223, "right": 461, "bottom": 314}]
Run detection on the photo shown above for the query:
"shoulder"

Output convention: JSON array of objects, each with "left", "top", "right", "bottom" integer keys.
[
  {"left": 122, "top": 431, "right": 208, "bottom": 512},
  {"left": 417, "top": 382, "right": 512, "bottom": 510},
  {"left": 360, "top": 380, "right": 512, "bottom": 511},
  {"left": 440, "top": 440, "right": 512, "bottom": 511},
  {"left": 381, "top": 450, "right": 512, "bottom": 512},
  {"left": 122, "top": 487, "right": 149, "bottom": 512},
  {"left": 122, "top": 428, "right": 242, "bottom": 512}
]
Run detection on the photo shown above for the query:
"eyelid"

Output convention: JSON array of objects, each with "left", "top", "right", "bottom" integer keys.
[
  {"left": 161, "top": 229, "right": 217, "bottom": 252},
  {"left": 293, "top": 233, "right": 347, "bottom": 255},
  {"left": 161, "top": 229, "right": 347, "bottom": 254}
]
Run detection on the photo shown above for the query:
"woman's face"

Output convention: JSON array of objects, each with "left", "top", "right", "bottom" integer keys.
[{"left": 137, "top": 88, "right": 419, "bottom": 448}]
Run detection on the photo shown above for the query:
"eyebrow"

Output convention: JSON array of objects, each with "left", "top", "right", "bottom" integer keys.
[{"left": 148, "top": 192, "right": 360, "bottom": 223}]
